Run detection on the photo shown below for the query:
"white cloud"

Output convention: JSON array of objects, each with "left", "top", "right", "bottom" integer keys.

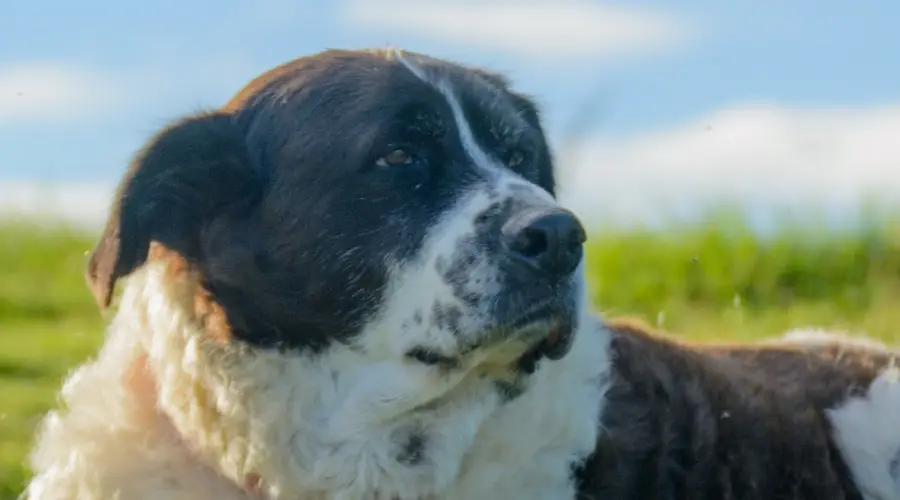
[
  {"left": 0, "top": 181, "right": 114, "bottom": 229},
  {"left": 340, "top": 0, "right": 693, "bottom": 62},
  {"left": 0, "top": 55, "right": 260, "bottom": 126},
  {"left": 557, "top": 103, "right": 900, "bottom": 227},
  {"left": 0, "top": 63, "right": 126, "bottom": 124}
]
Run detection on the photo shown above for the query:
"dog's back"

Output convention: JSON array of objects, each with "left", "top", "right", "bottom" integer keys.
[{"left": 574, "top": 319, "right": 900, "bottom": 500}]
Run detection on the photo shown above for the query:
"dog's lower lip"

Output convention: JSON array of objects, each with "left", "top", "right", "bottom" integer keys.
[
  {"left": 545, "top": 325, "right": 561, "bottom": 346},
  {"left": 508, "top": 301, "right": 562, "bottom": 331},
  {"left": 503, "top": 301, "right": 576, "bottom": 370}
]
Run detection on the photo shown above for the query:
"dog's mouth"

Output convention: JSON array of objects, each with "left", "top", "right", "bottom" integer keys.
[
  {"left": 511, "top": 300, "right": 575, "bottom": 350},
  {"left": 398, "top": 301, "right": 579, "bottom": 414},
  {"left": 509, "top": 301, "right": 577, "bottom": 371},
  {"left": 473, "top": 298, "right": 578, "bottom": 378}
]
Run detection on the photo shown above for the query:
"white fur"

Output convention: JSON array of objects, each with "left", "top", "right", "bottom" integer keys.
[
  {"left": 828, "top": 366, "right": 900, "bottom": 500},
  {"left": 778, "top": 327, "right": 900, "bottom": 500},
  {"left": 26, "top": 63, "right": 611, "bottom": 499},
  {"left": 779, "top": 327, "right": 895, "bottom": 352},
  {"left": 24, "top": 290, "right": 253, "bottom": 500}
]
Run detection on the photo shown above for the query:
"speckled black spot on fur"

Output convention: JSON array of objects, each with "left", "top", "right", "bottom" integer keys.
[
  {"left": 438, "top": 198, "right": 514, "bottom": 301},
  {"left": 474, "top": 202, "right": 500, "bottom": 225},
  {"left": 440, "top": 238, "right": 484, "bottom": 308},
  {"left": 396, "top": 433, "right": 427, "bottom": 466},
  {"left": 435, "top": 255, "right": 449, "bottom": 274},
  {"left": 891, "top": 451, "right": 900, "bottom": 485},
  {"left": 494, "top": 380, "right": 526, "bottom": 402},
  {"left": 412, "top": 310, "right": 423, "bottom": 325},
  {"left": 440, "top": 197, "right": 534, "bottom": 302},
  {"left": 432, "top": 302, "right": 463, "bottom": 333}
]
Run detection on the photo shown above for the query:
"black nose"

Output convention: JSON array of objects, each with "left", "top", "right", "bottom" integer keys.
[{"left": 502, "top": 209, "right": 587, "bottom": 278}]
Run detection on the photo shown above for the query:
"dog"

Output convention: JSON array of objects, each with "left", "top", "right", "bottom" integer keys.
[{"left": 24, "top": 48, "right": 900, "bottom": 499}]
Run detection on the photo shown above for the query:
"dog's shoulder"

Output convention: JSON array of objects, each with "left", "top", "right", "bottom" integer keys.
[
  {"left": 705, "top": 328, "right": 894, "bottom": 405},
  {"left": 606, "top": 318, "right": 894, "bottom": 404}
]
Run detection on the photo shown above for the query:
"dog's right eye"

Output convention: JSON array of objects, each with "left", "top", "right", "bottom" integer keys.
[
  {"left": 376, "top": 148, "right": 414, "bottom": 168},
  {"left": 405, "top": 347, "right": 456, "bottom": 367}
]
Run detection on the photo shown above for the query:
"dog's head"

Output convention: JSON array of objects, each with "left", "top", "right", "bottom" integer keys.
[{"left": 86, "top": 48, "right": 589, "bottom": 494}]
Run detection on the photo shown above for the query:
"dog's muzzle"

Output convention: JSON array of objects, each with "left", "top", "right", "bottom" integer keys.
[{"left": 490, "top": 207, "right": 587, "bottom": 366}]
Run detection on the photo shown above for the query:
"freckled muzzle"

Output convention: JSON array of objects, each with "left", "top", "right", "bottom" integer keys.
[{"left": 486, "top": 207, "right": 587, "bottom": 367}]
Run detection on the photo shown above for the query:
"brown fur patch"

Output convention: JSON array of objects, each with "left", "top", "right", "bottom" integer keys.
[
  {"left": 147, "top": 242, "right": 234, "bottom": 344},
  {"left": 147, "top": 242, "right": 191, "bottom": 280},
  {"left": 194, "top": 290, "right": 233, "bottom": 344}
]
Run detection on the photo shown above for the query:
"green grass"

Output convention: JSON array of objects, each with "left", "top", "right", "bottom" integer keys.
[
  {"left": 0, "top": 222, "right": 104, "bottom": 499},
  {"left": 2, "top": 213, "right": 900, "bottom": 497}
]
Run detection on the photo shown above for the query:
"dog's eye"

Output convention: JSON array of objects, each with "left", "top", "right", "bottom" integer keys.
[
  {"left": 377, "top": 148, "right": 414, "bottom": 168},
  {"left": 506, "top": 149, "right": 525, "bottom": 168},
  {"left": 405, "top": 347, "right": 456, "bottom": 367},
  {"left": 505, "top": 149, "right": 528, "bottom": 169}
]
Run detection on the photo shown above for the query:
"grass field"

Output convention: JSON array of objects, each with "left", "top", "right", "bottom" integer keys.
[{"left": 2, "top": 214, "right": 900, "bottom": 498}]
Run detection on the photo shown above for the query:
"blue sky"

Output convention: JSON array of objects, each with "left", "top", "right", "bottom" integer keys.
[{"left": 2, "top": 0, "right": 900, "bottom": 227}]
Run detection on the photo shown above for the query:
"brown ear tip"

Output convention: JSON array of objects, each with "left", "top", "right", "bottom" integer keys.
[
  {"left": 85, "top": 249, "right": 115, "bottom": 310},
  {"left": 85, "top": 267, "right": 113, "bottom": 310}
]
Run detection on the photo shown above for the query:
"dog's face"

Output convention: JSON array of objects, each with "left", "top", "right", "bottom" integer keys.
[{"left": 86, "top": 48, "right": 588, "bottom": 493}]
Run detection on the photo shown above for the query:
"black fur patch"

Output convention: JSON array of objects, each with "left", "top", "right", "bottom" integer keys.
[{"left": 431, "top": 302, "right": 463, "bottom": 334}]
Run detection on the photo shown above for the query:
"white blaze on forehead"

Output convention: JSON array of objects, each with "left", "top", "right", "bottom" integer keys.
[
  {"left": 393, "top": 50, "right": 555, "bottom": 204},
  {"left": 436, "top": 81, "right": 501, "bottom": 177},
  {"left": 394, "top": 51, "right": 503, "bottom": 178},
  {"left": 394, "top": 49, "right": 430, "bottom": 82}
]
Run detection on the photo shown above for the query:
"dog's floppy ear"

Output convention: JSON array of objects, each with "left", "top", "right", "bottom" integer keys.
[{"left": 86, "top": 111, "right": 262, "bottom": 309}]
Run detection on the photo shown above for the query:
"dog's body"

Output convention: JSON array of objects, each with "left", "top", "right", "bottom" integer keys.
[
  {"left": 24, "top": 48, "right": 900, "bottom": 499},
  {"left": 584, "top": 321, "right": 900, "bottom": 499}
]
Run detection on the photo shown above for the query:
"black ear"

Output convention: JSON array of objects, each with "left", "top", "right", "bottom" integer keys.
[{"left": 86, "top": 111, "right": 263, "bottom": 309}]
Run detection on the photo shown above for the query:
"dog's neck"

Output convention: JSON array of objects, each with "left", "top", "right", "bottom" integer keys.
[
  {"left": 119, "top": 260, "right": 327, "bottom": 497},
  {"left": 124, "top": 352, "right": 266, "bottom": 496}
]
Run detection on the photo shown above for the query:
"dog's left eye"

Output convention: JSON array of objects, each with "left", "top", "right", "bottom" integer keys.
[
  {"left": 506, "top": 149, "right": 526, "bottom": 168},
  {"left": 376, "top": 148, "right": 415, "bottom": 168}
]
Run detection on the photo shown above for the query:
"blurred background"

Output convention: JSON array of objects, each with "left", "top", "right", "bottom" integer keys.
[{"left": 2, "top": 0, "right": 900, "bottom": 496}]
